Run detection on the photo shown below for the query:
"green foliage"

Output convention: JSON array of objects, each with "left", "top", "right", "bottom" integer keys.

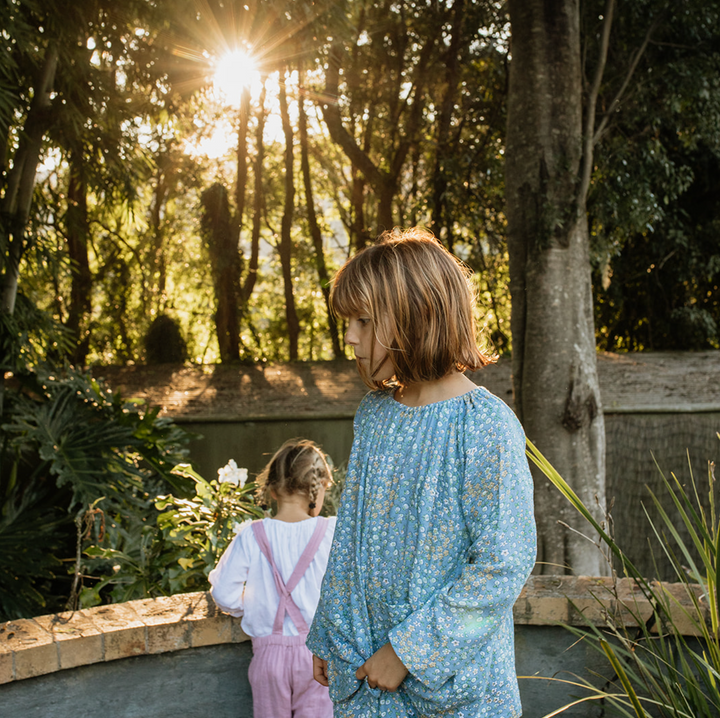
[
  {"left": 0, "top": 364, "right": 193, "bottom": 619},
  {"left": 0, "top": 293, "right": 73, "bottom": 373},
  {"left": 0, "top": 473, "right": 69, "bottom": 621},
  {"left": 5, "top": 369, "right": 191, "bottom": 506},
  {"left": 593, "top": 141, "right": 720, "bottom": 350},
  {"left": 151, "top": 463, "right": 264, "bottom": 594},
  {"left": 4, "top": 0, "right": 720, "bottom": 370},
  {"left": 528, "top": 439, "right": 720, "bottom": 718},
  {"left": 93, "top": 454, "right": 342, "bottom": 601},
  {"left": 586, "top": 0, "right": 720, "bottom": 351}
]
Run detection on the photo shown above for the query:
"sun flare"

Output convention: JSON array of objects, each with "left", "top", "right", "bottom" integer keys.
[{"left": 213, "top": 50, "right": 261, "bottom": 107}]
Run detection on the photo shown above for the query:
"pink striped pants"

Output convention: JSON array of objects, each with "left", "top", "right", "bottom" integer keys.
[{"left": 249, "top": 634, "right": 333, "bottom": 718}]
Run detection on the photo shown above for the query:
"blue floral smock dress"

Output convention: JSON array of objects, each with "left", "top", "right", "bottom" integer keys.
[{"left": 306, "top": 386, "right": 536, "bottom": 718}]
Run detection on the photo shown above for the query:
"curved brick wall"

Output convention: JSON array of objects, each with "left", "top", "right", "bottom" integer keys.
[
  {"left": 0, "top": 575, "right": 704, "bottom": 685},
  {"left": 0, "top": 591, "right": 247, "bottom": 684}
]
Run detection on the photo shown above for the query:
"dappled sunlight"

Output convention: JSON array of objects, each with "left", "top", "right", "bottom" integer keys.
[{"left": 184, "top": 115, "right": 238, "bottom": 159}]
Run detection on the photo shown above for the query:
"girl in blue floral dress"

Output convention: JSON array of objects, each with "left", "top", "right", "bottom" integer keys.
[{"left": 306, "top": 228, "right": 537, "bottom": 718}]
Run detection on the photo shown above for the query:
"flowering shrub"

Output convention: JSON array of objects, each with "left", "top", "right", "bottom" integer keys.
[
  {"left": 153, "top": 461, "right": 264, "bottom": 593},
  {"left": 83, "top": 457, "right": 341, "bottom": 604}
]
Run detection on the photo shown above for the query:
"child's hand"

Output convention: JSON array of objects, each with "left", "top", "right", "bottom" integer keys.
[
  {"left": 313, "top": 654, "right": 329, "bottom": 686},
  {"left": 355, "top": 642, "right": 409, "bottom": 691}
]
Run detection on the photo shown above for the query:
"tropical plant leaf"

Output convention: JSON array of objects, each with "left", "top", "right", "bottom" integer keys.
[{"left": 0, "top": 365, "right": 193, "bottom": 618}]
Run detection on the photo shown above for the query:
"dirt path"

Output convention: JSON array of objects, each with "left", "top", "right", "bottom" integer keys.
[{"left": 93, "top": 351, "right": 720, "bottom": 419}]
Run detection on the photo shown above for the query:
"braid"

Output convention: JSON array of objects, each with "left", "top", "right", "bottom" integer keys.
[
  {"left": 255, "top": 461, "right": 275, "bottom": 508},
  {"left": 308, "top": 462, "right": 322, "bottom": 510}
]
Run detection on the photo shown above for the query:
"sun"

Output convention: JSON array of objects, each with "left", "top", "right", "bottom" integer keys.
[{"left": 213, "top": 50, "right": 261, "bottom": 107}]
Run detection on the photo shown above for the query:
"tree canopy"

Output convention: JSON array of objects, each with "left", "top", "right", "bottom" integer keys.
[{"left": 1, "top": 0, "right": 716, "bottom": 371}]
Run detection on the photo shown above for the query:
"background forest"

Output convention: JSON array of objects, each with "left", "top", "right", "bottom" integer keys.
[
  {"left": 2, "top": 0, "right": 718, "bottom": 371},
  {"left": 1, "top": 0, "right": 719, "bottom": 620}
]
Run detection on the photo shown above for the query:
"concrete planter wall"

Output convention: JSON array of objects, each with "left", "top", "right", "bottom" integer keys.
[{"left": 0, "top": 576, "right": 706, "bottom": 718}]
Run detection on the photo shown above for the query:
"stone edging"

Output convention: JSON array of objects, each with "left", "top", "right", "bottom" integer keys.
[
  {"left": 0, "top": 592, "right": 245, "bottom": 685},
  {"left": 514, "top": 575, "right": 707, "bottom": 635},
  {"left": 0, "top": 576, "right": 706, "bottom": 686}
]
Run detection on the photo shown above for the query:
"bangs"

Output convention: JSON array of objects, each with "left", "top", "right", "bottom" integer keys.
[{"left": 330, "top": 254, "right": 374, "bottom": 319}]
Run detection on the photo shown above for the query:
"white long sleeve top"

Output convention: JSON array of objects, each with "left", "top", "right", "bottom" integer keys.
[{"left": 209, "top": 516, "right": 336, "bottom": 638}]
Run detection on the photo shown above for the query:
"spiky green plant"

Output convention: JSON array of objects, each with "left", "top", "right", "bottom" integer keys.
[{"left": 527, "top": 438, "right": 720, "bottom": 718}]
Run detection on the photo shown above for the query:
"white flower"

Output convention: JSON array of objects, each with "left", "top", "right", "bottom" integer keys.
[
  {"left": 217, "top": 459, "right": 248, "bottom": 488},
  {"left": 237, "top": 467, "right": 248, "bottom": 487}
]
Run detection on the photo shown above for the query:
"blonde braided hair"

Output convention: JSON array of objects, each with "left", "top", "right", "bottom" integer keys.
[{"left": 256, "top": 439, "right": 332, "bottom": 514}]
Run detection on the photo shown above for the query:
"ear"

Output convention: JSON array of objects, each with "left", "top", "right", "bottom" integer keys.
[{"left": 270, "top": 488, "right": 279, "bottom": 501}]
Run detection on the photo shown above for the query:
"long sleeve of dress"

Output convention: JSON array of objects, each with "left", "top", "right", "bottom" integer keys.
[{"left": 387, "top": 403, "right": 536, "bottom": 706}]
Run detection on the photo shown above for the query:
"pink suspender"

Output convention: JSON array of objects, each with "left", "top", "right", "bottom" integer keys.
[{"left": 251, "top": 518, "right": 328, "bottom": 635}]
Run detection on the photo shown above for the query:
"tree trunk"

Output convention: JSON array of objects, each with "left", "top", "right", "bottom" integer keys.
[
  {"left": 430, "top": 0, "right": 465, "bottom": 250},
  {"left": 351, "top": 166, "right": 368, "bottom": 252},
  {"left": 278, "top": 71, "right": 300, "bottom": 361},
  {"left": 66, "top": 151, "right": 92, "bottom": 365},
  {"left": 149, "top": 160, "right": 170, "bottom": 316},
  {"left": 505, "top": 0, "right": 607, "bottom": 576},
  {"left": 376, "top": 183, "right": 394, "bottom": 232},
  {"left": 298, "top": 75, "right": 342, "bottom": 359},
  {"left": 235, "top": 86, "right": 251, "bottom": 233},
  {"left": 0, "top": 44, "right": 58, "bottom": 417},
  {"left": 200, "top": 183, "right": 242, "bottom": 363},
  {"left": 242, "top": 81, "right": 267, "bottom": 304},
  {"left": 0, "top": 44, "right": 58, "bottom": 316}
]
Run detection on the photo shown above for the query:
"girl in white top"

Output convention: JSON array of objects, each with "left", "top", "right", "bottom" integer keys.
[{"left": 209, "top": 439, "right": 336, "bottom": 718}]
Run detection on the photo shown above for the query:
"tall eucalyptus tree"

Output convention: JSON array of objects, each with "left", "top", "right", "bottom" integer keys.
[
  {"left": 505, "top": 0, "right": 683, "bottom": 575},
  {"left": 506, "top": 0, "right": 604, "bottom": 576}
]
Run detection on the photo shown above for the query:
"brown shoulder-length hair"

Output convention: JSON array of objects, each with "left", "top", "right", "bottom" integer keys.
[{"left": 331, "top": 227, "right": 492, "bottom": 390}]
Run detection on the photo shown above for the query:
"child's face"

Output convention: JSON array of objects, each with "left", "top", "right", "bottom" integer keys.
[{"left": 345, "top": 314, "right": 394, "bottom": 383}]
